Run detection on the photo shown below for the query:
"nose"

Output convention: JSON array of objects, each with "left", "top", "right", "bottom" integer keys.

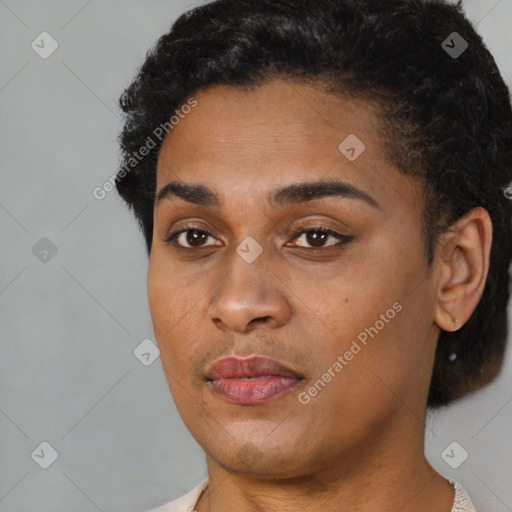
[{"left": 208, "top": 247, "right": 292, "bottom": 333}]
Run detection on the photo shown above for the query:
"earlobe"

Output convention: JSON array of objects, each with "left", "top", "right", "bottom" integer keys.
[{"left": 433, "top": 207, "right": 493, "bottom": 333}]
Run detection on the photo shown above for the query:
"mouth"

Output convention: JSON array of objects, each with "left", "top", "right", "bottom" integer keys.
[{"left": 205, "top": 355, "right": 304, "bottom": 405}]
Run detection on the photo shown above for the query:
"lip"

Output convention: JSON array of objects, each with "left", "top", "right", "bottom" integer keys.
[{"left": 205, "top": 355, "right": 303, "bottom": 405}]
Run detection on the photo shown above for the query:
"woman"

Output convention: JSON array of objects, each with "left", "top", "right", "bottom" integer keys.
[{"left": 116, "top": 0, "right": 512, "bottom": 510}]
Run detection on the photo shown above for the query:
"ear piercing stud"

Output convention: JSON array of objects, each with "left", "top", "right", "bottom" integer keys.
[{"left": 449, "top": 318, "right": 459, "bottom": 361}]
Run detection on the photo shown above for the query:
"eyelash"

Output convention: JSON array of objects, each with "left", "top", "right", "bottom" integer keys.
[{"left": 165, "top": 223, "right": 353, "bottom": 251}]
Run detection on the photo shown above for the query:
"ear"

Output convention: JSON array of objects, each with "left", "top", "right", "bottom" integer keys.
[{"left": 433, "top": 207, "right": 493, "bottom": 332}]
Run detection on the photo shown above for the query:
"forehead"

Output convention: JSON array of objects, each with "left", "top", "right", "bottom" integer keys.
[
  {"left": 159, "top": 79, "right": 382, "bottom": 163},
  {"left": 155, "top": 79, "right": 420, "bottom": 213}
]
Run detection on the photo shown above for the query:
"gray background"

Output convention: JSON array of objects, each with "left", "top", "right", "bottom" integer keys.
[{"left": 0, "top": 1, "right": 511, "bottom": 511}]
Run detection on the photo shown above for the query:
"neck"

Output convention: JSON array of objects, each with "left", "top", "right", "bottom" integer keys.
[{"left": 194, "top": 412, "right": 455, "bottom": 512}]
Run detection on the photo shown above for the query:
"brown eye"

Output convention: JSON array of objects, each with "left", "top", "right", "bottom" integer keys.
[
  {"left": 166, "top": 227, "right": 220, "bottom": 248},
  {"left": 290, "top": 227, "right": 353, "bottom": 249}
]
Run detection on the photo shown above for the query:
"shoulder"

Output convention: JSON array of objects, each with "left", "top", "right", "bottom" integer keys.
[{"left": 143, "top": 479, "right": 208, "bottom": 512}]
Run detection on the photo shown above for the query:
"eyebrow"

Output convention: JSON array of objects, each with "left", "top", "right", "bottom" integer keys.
[{"left": 156, "top": 179, "right": 381, "bottom": 210}]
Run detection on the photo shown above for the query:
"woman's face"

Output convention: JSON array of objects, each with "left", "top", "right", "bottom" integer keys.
[{"left": 147, "top": 79, "right": 443, "bottom": 478}]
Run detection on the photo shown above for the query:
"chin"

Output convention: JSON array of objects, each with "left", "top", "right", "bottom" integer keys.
[{"left": 203, "top": 431, "right": 314, "bottom": 479}]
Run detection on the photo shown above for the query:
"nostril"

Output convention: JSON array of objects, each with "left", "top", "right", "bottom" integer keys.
[{"left": 252, "top": 316, "right": 271, "bottom": 324}]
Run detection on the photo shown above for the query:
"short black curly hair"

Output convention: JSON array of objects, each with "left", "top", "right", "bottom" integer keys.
[{"left": 115, "top": 0, "right": 512, "bottom": 408}]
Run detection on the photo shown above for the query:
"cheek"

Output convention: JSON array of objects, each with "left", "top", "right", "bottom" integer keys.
[
  {"left": 147, "top": 255, "right": 192, "bottom": 330},
  {"left": 297, "top": 305, "right": 416, "bottom": 444},
  {"left": 147, "top": 256, "right": 208, "bottom": 373},
  {"left": 306, "top": 266, "right": 399, "bottom": 342},
  {"left": 300, "top": 248, "right": 426, "bottom": 400}
]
